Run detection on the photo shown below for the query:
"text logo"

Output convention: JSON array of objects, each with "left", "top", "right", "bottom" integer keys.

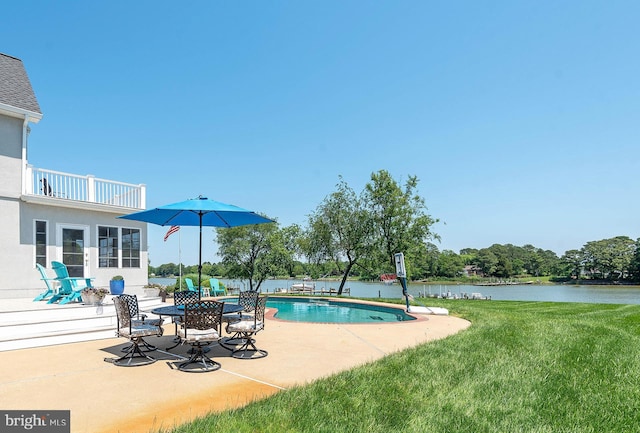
[{"left": 1, "top": 411, "right": 69, "bottom": 432}]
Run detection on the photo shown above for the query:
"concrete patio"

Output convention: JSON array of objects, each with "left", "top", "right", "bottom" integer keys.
[{"left": 0, "top": 298, "right": 470, "bottom": 433}]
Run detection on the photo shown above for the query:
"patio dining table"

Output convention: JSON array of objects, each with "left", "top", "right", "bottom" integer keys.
[
  {"left": 150, "top": 303, "right": 244, "bottom": 350},
  {"left": 150, "top": 303, "right": 244, "bottom": 318}
]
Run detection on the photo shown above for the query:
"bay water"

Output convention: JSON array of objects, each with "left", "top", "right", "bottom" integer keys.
[{"left": 149, "top": 277, "right": 640, "bottom": 305}]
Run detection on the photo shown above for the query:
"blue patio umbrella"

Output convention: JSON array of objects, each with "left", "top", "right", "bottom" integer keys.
[{"left": 119, "top": 195, "right": 274, "bottom": 298}]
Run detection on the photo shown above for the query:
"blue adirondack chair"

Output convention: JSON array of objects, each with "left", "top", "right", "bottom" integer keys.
[
  {"left": 48, "top": 261, "right": 95, "bottom": 305},
  {"left": 209, "top": 278, "right": 226, "bottom": 296},
  {"left": 184, "top": 277, "right": 199, "bottom": 293},
  {"left": 185, "top": 277, "right": 214, "bottom": 297},
  {"left": 33, "top": 263, "right": 60, "bottom": 301}
]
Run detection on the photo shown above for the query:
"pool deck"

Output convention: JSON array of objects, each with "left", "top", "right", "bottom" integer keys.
[{"left": 0, "top": 297, "right": 471, "bottom": 433}]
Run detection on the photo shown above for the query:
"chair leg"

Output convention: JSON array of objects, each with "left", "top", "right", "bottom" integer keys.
[
  {"left": 47, "top": 293, "right": 64, "bottom": 304},
  {"left": 121, "top": 338, "right": 157, "bottom": 353},
  {"left": 164, "top": 322, "right": 182, "bottom": 350},
  {"left": 59, "top": 291, "right": 82, "bottom": 305},
  {"left": 111, "top": 337, "right": 156, "bottom": 367},
  {"left": 219, "top": 332, "right": 241, "bottom": 350},
  {"left": 220, "top": 317, "right": 255, "bottom": 350},
  {"left": 177, "top": 343, "right": 221, "bottom": 373},
  {"left": 231, "top": 333, "right": 268, "bottom": 359},
  {"left": 219, "top": 332, "right": 255, "bottom": 350}
]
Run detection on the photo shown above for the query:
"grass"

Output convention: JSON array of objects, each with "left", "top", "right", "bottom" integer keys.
[{"left": 160, "top": 299, "right": 640, "bottom": 433}]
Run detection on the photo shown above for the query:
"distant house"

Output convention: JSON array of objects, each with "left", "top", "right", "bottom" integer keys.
[
  {"left": 463, "top": 265, "right": 483, "bottom": 277},
  {"left": 0, "top": 53, "right": 148, "bottom": 299}
]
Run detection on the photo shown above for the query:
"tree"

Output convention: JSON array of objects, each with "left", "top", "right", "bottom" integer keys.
[
  {"left": 461, "top": 244, "right": 560, "bottom": 279},
  {"left": 306, "top": 178, "right": 374, "bottom": 294},
  {"left": 581, "top": 236, "right": 636, "bottom": 280},
  {"left": 630, "top": 238, "right": 640, "bottom": 281},
  {"left": 363, "top": 170, "right": 439, "bottom": 273},
  {"left": 561, "top": 249, "right": 584, "bottom": 279},
  {"left": 412, "top": 242, "right": 440, "bottom": 279},
  {"left": 474, "top": 249, "right": 499, "bottom": 276},
  {"left": 302, "top": 214, "right": 341, "bottom": 275},
  {"left": 280, "top": 224, "right": 303, "bottom": 277},
  {"left": 215, "top": 220, "right": 288, "bottom": 291},
  {"left": 483, "top": 244, "right": 514, "bottom": 278},
  {"left": 154, "top": 262, "right": 180, "bottom": 277},
  {"left": 538, "top": 249, "right": 562, "bottom": 276},
  {"left": 437, "top": 250, "right": 464, "bottom": 278},
  {"left": 522, "top": 244, "right": 544, "bottom": 276},
  {"left": 460, "top": 248, "right": 479, "bottom": 256}
]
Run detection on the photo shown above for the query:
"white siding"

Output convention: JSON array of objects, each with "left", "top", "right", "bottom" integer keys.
[
  {"left": 0, "top": 202, "right": 149, "bottom": 299},
  {"left": 0, "top": 115, "right": 23, "bottom": 198}
]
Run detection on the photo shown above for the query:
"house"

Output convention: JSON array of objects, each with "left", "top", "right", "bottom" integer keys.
[
  {"left": 463, "top": 265, "right": 483, "bottom": 277},
  {"left": 0, "top": 53, "right": 148, "bottom": 299}
]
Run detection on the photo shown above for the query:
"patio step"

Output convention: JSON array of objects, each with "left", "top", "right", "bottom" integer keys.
[{"left": 0, "top": 297, "right": 167, "bottom": 352}]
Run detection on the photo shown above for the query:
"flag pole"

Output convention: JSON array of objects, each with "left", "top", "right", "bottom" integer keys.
[{"left": 163, "top": 225, "right": 182, "bottom": 289}]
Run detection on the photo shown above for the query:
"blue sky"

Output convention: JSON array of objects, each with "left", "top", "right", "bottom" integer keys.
[{"left": 3, "top": 1, "right": 639, "bottom": 266}]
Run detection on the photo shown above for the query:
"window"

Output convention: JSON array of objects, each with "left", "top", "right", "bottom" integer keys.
[
  {"left": 35, "top": 220, "right": 47, "bottom": 266},
  {"left": 99, "top": 226, "right": 141, "bottom": 268},
  {"left": 98, "top": 226, "right": 118, "bottom": 268},
  {"left": 122, "top": 228, "right": 140, "bottom": 268}
]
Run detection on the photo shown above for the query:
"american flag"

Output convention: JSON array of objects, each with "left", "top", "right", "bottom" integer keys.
[{"left": 164, "top": 225, "right": 180, "bottom": 241}]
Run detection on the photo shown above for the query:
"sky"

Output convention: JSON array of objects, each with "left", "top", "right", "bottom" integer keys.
[{"left": 3, "top": 1, "right": 639, "bottom": 266}]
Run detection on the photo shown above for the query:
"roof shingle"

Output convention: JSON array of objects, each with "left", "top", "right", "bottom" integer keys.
[{"left": 0, "top": 53, "right": 42, "bottom": 115}]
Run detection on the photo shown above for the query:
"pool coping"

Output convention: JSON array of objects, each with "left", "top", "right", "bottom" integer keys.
[{"left": 260, "top": 295, "right": 427, "bottom": 324}]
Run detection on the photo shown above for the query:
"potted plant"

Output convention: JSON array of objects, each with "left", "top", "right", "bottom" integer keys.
[
  {"left": 81, "top": 287, "right": 109, "bottom": 305},
  {"left": 143, "top": 283, "right": 163, "bottom": 298},
  {"left": 109, "top": 275, "right": 125, "bottom": 295}
]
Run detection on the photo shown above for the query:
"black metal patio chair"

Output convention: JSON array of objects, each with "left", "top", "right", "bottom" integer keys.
[
  {"left": 107, "top": 296, "right": 163, "bottom": 367},
  {"left": 172, "top": 290, "right": 200, "bottom": 328},
  {"left": 225, "top": 296, "right": 268, "bottom": 359},
  {"left": 174, "top": 300, "right": 224, "bottom": 373},
  {"left": 220, "top": 290, "right": 259, "bottom": 349},
  {"left": 119, "top": 294, "right": 164, "bottom": 352}
]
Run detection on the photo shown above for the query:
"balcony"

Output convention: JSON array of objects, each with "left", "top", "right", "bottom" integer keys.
[{"left": 23, "top": 165, "right": 146, "bottom": 211}]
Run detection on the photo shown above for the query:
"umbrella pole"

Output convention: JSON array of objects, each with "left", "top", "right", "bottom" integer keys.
[{"left": 198, "top": 212, "right": 203, "bottom": 301}]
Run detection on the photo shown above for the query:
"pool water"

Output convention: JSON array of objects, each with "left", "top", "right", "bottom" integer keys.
[{"left": 261, "top": 297, "right": 415, "bottom": 323}]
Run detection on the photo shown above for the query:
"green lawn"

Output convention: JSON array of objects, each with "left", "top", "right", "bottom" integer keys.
[{"left": 162, "top": 299, "right": 640, "bottom": 433}]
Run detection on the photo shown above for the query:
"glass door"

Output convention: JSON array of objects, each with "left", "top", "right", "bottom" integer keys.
[{"left": 61, "top": 227, "right": 87, "bottom": 277}]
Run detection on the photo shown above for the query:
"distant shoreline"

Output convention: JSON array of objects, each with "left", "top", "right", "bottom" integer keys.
[{"left": 150, "top": 276, "right": 640, "bottom": 288}]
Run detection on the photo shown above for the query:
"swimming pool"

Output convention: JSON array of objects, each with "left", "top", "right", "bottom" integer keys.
[{"left": 260, "top": 297, "right": 415, "bottom": 323}]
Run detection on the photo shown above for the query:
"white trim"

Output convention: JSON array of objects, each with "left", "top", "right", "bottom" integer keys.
[
  {"left": 56, "top": 223, "right": 91, "bottom": 277},
  {"left": 120, "top": 226, "right": 142, "bottom": 269},
  {"left": 0, "top": 101, "right": 42, "bottom": 123},
  {"left": 21, "top": 194, "right": 137, "bottom": 214},
  {"left": 96, "top": 223, "right": 120, "bottom": 270},
  {"left": 22, "top": 117, "right": 29, "bottom": 195},
  {"left": 33, "top": 219, "right": 49, "bottom": 268},
  {"left": 94, "top": 224, "right": 143, "bottom": 270},
  {"left": 118, "top": 227, "right": 122, "bottom": 268}
]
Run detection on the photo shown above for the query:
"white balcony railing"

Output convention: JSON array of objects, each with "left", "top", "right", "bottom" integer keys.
[{"left": 25, "top": 165, "right": 146, "bottom": 210}]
